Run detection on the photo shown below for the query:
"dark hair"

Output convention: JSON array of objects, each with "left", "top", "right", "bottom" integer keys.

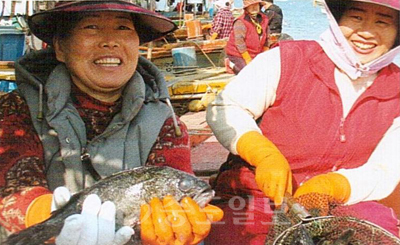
[
  {"left": 326, "top": 0, "right": 399, "bottom": 47},
  {"left": 264, "top": 0, "right": 273, "bottom": 3},
  {"left": 325, "top": 0, "right": 348, "bottom": 21},
  {"left": 53, "top": 12, "right": 139, "bottom": 43},
  {"left": 53, "top": 14, "right": 84, "bottom": 42}
]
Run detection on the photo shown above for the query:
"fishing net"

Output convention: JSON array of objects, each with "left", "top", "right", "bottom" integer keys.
[{"left": 265, "top": 193, "right": 400, "bottom": 245}]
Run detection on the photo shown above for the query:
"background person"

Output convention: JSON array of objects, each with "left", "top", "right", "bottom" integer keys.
[
  {"left": 0, "top": 1, "right": 222, "bottom": 244},
  {"left": 210, "top": 0, "right": 235, "bottom": 40},
  {"left": 224, "top": 0, "right": 269, "bottom": 74},
  {"left": 262, "top": 0, "right": 283, "bottom": 34},
  {"left": 262, "top": 0, "right": 283, "bottom": 47},
  {"left": 206, "top": 0, "right": 400, "bottom": 244}
]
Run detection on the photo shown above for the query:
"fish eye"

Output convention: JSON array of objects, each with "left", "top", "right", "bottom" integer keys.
[{"left": 178, "top": 178, "right": 195, "bottom": 192}]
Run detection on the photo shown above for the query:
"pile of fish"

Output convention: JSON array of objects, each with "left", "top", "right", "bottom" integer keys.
[
  {"left": 267, "top": 215, "right": 400, "bottom": 245},
  {"left": 5, "top": 166, "right": 215, "bottom": 245},
  {"left": 266, "top": 193, "right": 400, "bottom": 245}
]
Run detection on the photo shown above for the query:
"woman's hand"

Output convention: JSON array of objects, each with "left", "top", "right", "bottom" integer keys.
[
  {"left": 294, "top": 173, "right": 351, "bottom": 203},
  {"left": 140, "top": 196, "right": 223, "bottom": 245},
  {"left": 53, "top": 187, "right": 134, "bottom": 245},
  {"left": 236, "top": 131, "right": 293, "bottom": 206}
]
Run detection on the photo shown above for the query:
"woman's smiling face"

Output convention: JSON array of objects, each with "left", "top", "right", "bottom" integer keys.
[
  {"left": 54, "top": 11, "right": 139, "bottom": 102},
  {"left": 339, "top": 1, "right": 398, "bottom": 64}
]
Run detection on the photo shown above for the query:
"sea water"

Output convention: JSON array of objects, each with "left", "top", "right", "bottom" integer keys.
[{"left": 276, "top": 0, "right": 400, "bottom": 66}]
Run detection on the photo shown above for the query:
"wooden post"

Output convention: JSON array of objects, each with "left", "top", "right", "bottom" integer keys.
[
  {"left": 1, "top": 1, "right": 5, "bottom": 18},
  {"left": 146, "top": 0, "right": 156, "bottom": 60},
  {"left": 25, "top": 0, "right": 29, "bottom": 16},
  {"left": 147, "top": 42, "right": 153, "bottom": 60},
  {"left": 179, "top": 0, "right": 184, "bottom": 27},
  {"left": 10, "top": 0, "right": 16, "bottom": 19}
]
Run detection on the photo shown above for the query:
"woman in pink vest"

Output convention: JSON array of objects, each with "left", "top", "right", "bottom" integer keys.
[
  {"left": 225, "top": 0, "right": 269, "bottom": 74},
  {"left": 206, "top": 0, "right": 400, "bottom": 244}
]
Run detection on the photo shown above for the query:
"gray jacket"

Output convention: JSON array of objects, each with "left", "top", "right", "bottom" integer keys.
[{"left": 14, "top": 48, "right": 173, "bottom": 192}]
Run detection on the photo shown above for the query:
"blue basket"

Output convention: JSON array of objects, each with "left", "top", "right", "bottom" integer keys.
[
  {"left": 0, "top": 26, "right": 25, "bottom": 61},
  {"left": 0, "top": 81, "right": 17, "bottom": 92},
  {"left": 171, "top": 47, "right": 198, "bottom": 67}
]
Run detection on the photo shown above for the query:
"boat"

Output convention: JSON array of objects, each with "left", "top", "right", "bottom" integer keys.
[
  {"left": 139, "top": 19, "right": 235, "bottom": 114},
  {"left": 140, "top": 38, "right": 228, "bottom": 70},
  {"left": 313, "top": 0, "right": 327, "bottom": 14},
  {"left": 313, "top": 0, "right": 324, "bottom": 6}
]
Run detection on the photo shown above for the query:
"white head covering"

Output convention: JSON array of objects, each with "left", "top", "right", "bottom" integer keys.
[
  {"left": 318, "top": 0, "right": 400, "bottom": 80},
  {"left": 215, "top": 0, "right": 230, "bottom": 9}
]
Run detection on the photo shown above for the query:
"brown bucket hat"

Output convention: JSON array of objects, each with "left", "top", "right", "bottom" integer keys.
[
  {"left": 28, "top": 0, "right": 177, "bottom": 44},
  {"left": 243, "top": 0, "right": 266, "bottom": 8}
]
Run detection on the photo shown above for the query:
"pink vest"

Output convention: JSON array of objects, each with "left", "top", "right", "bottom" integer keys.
[
  {"left": 225, "top": 14, "right": 269, "bottom": 58},
  {"left": 259, "top": 41, "right": 400, "bottom": 187}
]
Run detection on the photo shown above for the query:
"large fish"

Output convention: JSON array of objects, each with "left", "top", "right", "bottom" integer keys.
[{"left": 5, "top": 166, "right": 215, "bottom": 245}]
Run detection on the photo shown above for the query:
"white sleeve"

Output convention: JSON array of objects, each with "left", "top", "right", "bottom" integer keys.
[
  {"left": 206, "top": 47, "right": 281, "bottom": 154},
  {"left": 337, "top": 116, "right": 400, "bottom": 205}
]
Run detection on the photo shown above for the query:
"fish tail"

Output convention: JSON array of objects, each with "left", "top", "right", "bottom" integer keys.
[{"left": 4, "top": 218, "right": 62, "bottom": 245}]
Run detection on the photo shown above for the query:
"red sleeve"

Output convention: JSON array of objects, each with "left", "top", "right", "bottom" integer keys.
[
  {"left": 0, "top": 92, "right": 50, "bottom": 232},
  {"left": 0, "top": 187, "right": 51, "bottom": 233},
  {"left": 146, "top": 117, "right": 193, "bottom": 174},
  {"left": 211, "top": 12, "right": 223, "bottom": 34}
]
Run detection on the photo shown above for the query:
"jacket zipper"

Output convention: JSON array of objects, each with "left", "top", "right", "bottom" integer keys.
[
  {"left": 339, "top": 117, "right": 346, "bottom": 142},
  {"left": 81, "top": 148, "right": 102, "bottom": 181}
]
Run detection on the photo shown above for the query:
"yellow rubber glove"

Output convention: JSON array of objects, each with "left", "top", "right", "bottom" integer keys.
[
  {"left": 236, "top": 131, "right": 292, "bottom": 206},
  {"left": 210, "top": 32, "right": 218, "bottom": 40},
  {"left": 294, "top": 173, "right": 351, "bottom": 203},
  {"left": 140, "top": 196, "right": 223, "bottom": 245},
  {"left": 241, "top": 51, "right": 252, "bottom": 65},
  {"left": 202, "top": 23, "right": 213, "bottom": 30},
  {"left": 25, "top": 194, "right": 53, "bottom": 228}
]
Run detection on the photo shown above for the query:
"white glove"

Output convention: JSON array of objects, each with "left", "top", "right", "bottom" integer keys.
[
  {"left": 51, "top": 186, "right": 71, "bottom": 211},
  {"left": 52, "top": 187, "right": 134, "bottom": 245}
]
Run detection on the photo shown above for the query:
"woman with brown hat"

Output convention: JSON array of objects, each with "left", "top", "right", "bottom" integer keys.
[
  {"left": 224, "top": 0, "right": 269, "bottom": 74},
  {"left": 206, "top": 0, "right": 400, "bottom": 244},
  {"left": 0, "top": 1, "right": 222, "bottom": 244}
]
